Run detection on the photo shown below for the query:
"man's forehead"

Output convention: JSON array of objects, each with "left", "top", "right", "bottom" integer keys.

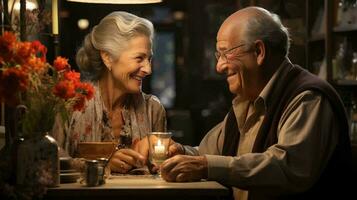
[
  {"left": 216, "top": 25, "right": 243, "bottom": 49},
  {"left": 216, "top": 40, "right": 229, "bottom": 50},
  {"left": 216, "top": 10, "right": 250, "bottom": 45}
]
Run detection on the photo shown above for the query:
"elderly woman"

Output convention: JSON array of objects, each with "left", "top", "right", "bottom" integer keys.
[{"left": 53, "top": 11, "right": 166, "bottom": 174}]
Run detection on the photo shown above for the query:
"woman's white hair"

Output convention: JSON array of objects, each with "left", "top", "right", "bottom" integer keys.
[
  {"left": 243, "top": 8, "right": 290, "bottom": 57},
  {"left": 76, "top": 11, "right": 154, "bottom": 81}
]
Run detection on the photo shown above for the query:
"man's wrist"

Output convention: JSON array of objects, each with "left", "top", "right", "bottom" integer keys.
[
  {"left": 199, "top": 155, "right": 208, "bottom": 179},
  {"left": 181, "top": 143, "right": 186, "bottom": 155}
]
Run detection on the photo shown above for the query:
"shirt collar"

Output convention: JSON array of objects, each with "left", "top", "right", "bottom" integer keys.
[{"left": 258, "top": 57, "right": 293, "bottom": 110}]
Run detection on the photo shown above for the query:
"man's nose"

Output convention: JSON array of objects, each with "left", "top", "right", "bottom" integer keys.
[{"left": 216, "top": 60, "right": 227, "bottom": 74}]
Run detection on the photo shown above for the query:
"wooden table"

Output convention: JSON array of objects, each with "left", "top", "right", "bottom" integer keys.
[{"left": 45, "top": 175, "right": 230, "bottom": 200}]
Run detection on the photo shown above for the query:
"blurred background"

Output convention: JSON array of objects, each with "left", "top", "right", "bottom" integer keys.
[
  {"left": 60, "top": 0, "right": 244, "bottom": 146},
  {"left": 1, "top": 0, "right": 357, "bottom": 149}
]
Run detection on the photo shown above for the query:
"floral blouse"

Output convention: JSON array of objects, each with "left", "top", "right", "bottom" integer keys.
[{"left": 52, "top": 82, "right": 167, "bottom": 157}]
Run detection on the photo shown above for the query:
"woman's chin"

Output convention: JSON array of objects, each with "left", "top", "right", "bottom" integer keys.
[{"left": 127, "top": 87, "right": 141, "bottom": 94}]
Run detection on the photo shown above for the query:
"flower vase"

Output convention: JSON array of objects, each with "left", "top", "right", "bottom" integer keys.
[{"left": 16, "top": 132, "right": 60, "bottom": 188}]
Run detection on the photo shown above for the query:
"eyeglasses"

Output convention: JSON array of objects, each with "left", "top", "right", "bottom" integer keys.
[{"left": 215, "top": 43, "right": 246, "bottom": 62}]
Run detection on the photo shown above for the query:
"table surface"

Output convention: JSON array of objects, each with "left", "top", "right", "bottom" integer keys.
[{"left": 45, "top": 175, "right": 230, "bottom": 200}]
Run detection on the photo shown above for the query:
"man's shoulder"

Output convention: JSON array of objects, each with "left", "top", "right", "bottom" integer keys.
[{"left": 286, "top": 64, "right": 336, "bottom": 97}]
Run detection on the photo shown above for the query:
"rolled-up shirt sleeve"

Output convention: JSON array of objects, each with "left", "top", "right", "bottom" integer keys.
[
  {"left": 183, "top": 121, "right": 225, "bottom": 156},
  {"left": 199, "top": 122, "right": 225, "bottom": 155},
  {"left": 200, "top": 91, "right": 339, "bottom": 194}
]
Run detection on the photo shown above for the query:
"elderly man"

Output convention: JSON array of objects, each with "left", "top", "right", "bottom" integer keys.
[{"left": 162, "top": 6, "right": 351, "bottom": 199}]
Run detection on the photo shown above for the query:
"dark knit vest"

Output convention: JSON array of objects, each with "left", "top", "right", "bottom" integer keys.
[{"left": 222, "top": 64, "right": 352, "bottom": 199}]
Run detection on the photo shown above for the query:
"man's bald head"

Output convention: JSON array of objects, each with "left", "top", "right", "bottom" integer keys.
[{"left": 218, "top": 6, "right": 290, "bottom": 57}]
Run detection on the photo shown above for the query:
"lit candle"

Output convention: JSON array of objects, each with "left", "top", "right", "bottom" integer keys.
[
  {"left": 52, "top": 0, "right": 58, "bottom": 34},
  {"left": 154, "top": 139, "right": 165, "bottom": 157}
]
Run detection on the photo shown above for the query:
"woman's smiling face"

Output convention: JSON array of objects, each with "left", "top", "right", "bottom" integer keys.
[{"left": 110, "top": 35, "right": 153, "bottom": 94}]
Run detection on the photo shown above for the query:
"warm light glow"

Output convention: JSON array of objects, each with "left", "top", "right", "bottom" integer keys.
[
  {"left": 154, "top": 139, "right": 165, "bottom": 155},
  {"left": 67, "top": 0, "right": 162, "bottom": 4},
  {"left": 52, "top": 0, "right": 59, "bottom": 34},
  {"left": 173, "top": 11, "right": 185, "bottom": 21},
  {"left": 8, "top": 0, "right": 38, "bottom": 11},
  {"left": 77, "top": 19, "right": 89, "bottom": 30}
]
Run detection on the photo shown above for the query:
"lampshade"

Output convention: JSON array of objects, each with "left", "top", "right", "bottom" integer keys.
[
  {"left": 67, "top": 0, "right": 162, "bottom": 4},
  {"left": 8, "top": 0, "right": 38, "bottom": 11}
]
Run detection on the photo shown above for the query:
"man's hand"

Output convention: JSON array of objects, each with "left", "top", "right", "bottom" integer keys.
[
  {"left": 160, "top": 155, "right": 208, "bottom": 182},
  {"left": 132, "top": 138, "right": 186, "bottom": 174},
  {"left": 148, "top": 140, "right": 185, "bottom": 174},
  {"left": 168, "top": 141, "right": 185, "bottom": 157}
]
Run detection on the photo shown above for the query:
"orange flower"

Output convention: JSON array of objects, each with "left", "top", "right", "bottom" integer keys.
[
  {"left": 0, "top": 31, "right": 17, "bottom": 46},
  {"left": 15, "top": 41, "right": 33, "bottom": 64},
  {"left": 0, "top": 31, "right": 95, "bottom": 135},
  {"left": 53, "top": 80, "right": 76, "bottom": 100},
  {"left": 27, "top": 57, "right": 47, "bottom": 73},
  {"left": 64, "top": 70, "right": 80, "bottom": 83},
  {"left": 53, "top": 56, "right": 70, "bottom": 71}
]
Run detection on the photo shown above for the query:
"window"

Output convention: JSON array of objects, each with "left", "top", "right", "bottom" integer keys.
[{"left": 151, "top": 32, "right": 176, "bottom": 108}]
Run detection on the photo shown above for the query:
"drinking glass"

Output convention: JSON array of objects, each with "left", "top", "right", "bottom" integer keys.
[{"left": 147, "top": 132, "right": 172, "bottom": 176}]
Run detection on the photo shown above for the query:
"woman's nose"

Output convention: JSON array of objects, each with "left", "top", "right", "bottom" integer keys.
[{"left": 142, "top": 60, "right": 152, "bottom": 75}]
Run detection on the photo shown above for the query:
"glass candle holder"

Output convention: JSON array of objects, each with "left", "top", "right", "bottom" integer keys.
[{"left": 147, "top": 132, "right": 172, "bottom": 167}]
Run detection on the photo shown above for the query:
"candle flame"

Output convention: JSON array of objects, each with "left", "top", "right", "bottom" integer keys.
[{"left": 157, "top": 139, "right": 162, "bottom": 146}]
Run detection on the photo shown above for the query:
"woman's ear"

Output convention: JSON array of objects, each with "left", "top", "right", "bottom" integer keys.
[
  {"left": 100, "top": 51, "right": 112, "bottom": 71},
  {"left": 255, "top": 40, "right": 265, "bottom": 66}
]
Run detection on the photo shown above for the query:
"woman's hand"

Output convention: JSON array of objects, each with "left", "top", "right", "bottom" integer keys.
[
  {"left": 132, "top": 136, "right": 150, "bottom": 160},
  {"left": 109, "top": 137, "right": 150, "bottom": 174},
  {"left": 109, "top": 148, "right": 146, "bottom": 173},
  {"left": 112, "top": 136, "right": 186, "bottom": 174}
]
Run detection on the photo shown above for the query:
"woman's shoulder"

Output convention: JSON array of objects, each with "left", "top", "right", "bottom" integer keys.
[
  {"left": 142, "top": 93, "right": 161, "bottom": 104},
  {"left": 139, "top": 93, "right": 165, "bottom": 112}
]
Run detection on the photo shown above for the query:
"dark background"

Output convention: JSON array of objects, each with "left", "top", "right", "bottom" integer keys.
[{"left": 48, "top": 0, "right": 356, "bottom": 148}]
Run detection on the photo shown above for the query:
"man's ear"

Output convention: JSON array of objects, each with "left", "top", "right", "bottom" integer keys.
[
  {"left": 255, "top": 40, "right": 265, "bottom": 66},
  {"left": 100, "top": 51, "right": 112, "bottom": 71}
]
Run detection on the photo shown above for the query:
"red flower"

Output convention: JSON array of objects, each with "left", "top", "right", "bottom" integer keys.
[
  {"left": 1, "top": 67, "right": 28, "bottom": 91},
  {"left": 76, "top": 82, "right": 95, "bottom": 100},
  {"left": 53, "top": 80, "right": 76, "bottom": 100},
  {"left": 0, "top": 67, "right": 28, "bottom": 104},
  {"left": 0, "top": 31, "right": 17, "bottom": 62},
  {"left": 73, "top": 94, "right": 86, "bottom": 111},
  {"left": 64, "top": 70, "right": 80, "bottom": 83},
  {"left": 53, "top": 56, "right": 70, "bottom": 71},
  {"left": 0, "top": 31, "right": 94, "bottom": 114},
  {"left": 31, "top": 40, "right": 47, "bottom": 62}
]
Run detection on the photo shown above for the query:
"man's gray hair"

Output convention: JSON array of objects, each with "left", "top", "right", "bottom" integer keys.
[{"left": 243, "top": 9, "right": 290, "bottom": 57}]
